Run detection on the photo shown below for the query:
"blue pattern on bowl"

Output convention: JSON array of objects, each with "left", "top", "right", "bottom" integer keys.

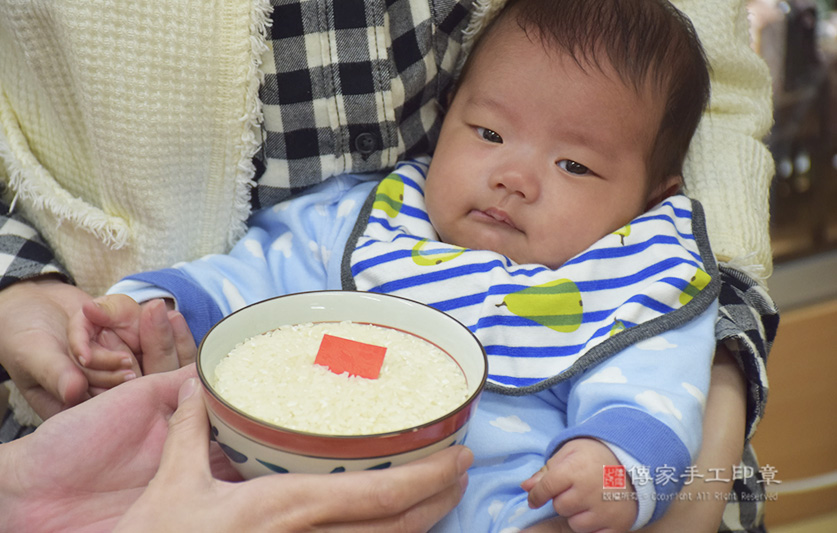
[
  {"left": 217, "top": 441, "right": 249, "bottom": 464},
  {"left": 257, "top": 459, "right": 290, "bottom": 473}
]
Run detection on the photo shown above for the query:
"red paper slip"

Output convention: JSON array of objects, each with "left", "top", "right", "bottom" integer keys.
[{"left": 314, "top": 334, "right": 387, "bottom": 379}]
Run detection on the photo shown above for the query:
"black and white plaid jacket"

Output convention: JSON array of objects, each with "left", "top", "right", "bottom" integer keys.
[{"left": 252, "top": 0, "right": 471, "bottom": 208}]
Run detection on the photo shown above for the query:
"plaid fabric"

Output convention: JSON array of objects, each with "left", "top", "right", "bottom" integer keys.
[
  {"left": 720, "top": 444, "right": 768, "bottom": 533},
  {"left": 252, "top": 0, "right": 471, "bottom": 208},
  {"left": 716, "top": 265, "right": 778, "bottom": 442},
  {"left": 0, "top": 403, "right": 35, "bottom": 443},
  {"left": 0, "top": 186, "right": 70, "bottom": 291},
  {"left": 714, "top": 264, "right": 778, "bottom": 533}
]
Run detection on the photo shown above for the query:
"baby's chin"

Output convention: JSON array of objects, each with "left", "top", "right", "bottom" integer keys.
[
  {"left": 439, "top": 226, "right": 569, "bottom": 268},
  {"left": 469, "top": 241, "right": 565, "bottom": 269},
  {"left": 501, "top": 246, "right": 570, "bottom": 269}
]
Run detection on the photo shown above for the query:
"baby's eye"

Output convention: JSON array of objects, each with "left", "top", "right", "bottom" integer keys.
[
  {"left": 477, "top": 127, "right": 503, "bottom": 143},
  {"left": 558, "top": 160, "right": 590, "bottom": 175}
]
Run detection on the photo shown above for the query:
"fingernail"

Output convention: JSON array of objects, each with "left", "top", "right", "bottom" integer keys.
[
  {"left": 151, "top": 300, "right": 167, "bottom": 326},
  {"left": 122, "top": 371, "right": 136, "bottom": 382},
  {"left": 528, "top": 467, "right": 547, "bottom": 485},
  {"left": 178, "top": 377, "right": 197, "bottom": 405}
]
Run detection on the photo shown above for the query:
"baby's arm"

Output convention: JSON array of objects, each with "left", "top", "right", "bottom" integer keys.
[
  {"left": 522, "top": 438, "right": 636, "bottom": 533},
  {"left": 524, "top": 302, "right": 718, "bottom": 530}
]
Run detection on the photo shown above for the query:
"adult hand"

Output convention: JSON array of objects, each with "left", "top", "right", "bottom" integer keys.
[
  {"left": 135, "top": 298, "right": 197, "bottom": 374},
  {"left": 117, "top": 376, "right": 472, "bottom": 532},
  {"left": 0, "top": 278, "right": 92, "bottom": 418},
  {"left": 0, "top": 365, "right": 208, "bottom": 532},
  {"left": 1, "top": 365, "right": 472, "bottom": 532}
]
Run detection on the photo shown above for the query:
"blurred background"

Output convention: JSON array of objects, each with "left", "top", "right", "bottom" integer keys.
[
  {"left": 753, "top": 0, "right": 837, "bottom": 265},
  {"left": 747, "top": 1, "right": 837, "bottom": 531}
]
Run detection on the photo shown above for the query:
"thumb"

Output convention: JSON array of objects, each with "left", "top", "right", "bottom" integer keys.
[
  {"left": 82, "top": 295, "right": 142, "bottom": 352},
  {"left": 154, "top": 378, "right": 213, "bottom": 483},
  {"left": 83, "top": 295, "right": 136, "bottom": 327},
  {"left": 138, "top": 300, "right": 180, "bottom": 375}
]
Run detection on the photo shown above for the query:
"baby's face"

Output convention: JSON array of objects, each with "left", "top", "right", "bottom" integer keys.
[{"left": 426, "top": 20, "right": 675, "bottom": 269}]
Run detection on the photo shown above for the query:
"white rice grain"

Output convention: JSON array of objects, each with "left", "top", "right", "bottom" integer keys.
[{"left": 213, "top": 321, "right": 469, "bottom": 435}]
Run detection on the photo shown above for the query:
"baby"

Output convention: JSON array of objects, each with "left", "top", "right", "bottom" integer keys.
[{"left": 71, "top": 0, "right": 715, "bottom": 530}]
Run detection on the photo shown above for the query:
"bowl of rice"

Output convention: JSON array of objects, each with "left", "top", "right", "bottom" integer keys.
[{"left": 197, "top": 290, "right": 487, "bottom": 478}]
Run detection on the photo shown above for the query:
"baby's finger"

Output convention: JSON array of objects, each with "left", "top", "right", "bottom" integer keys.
[
  {"left": 168, "top": 310, "right": 197, "bottom": 368},
  {"left": 521, "top": 465, "right": 547, "bottom": 492},
  {"left": 526, "top": 464, "right": 573, "bottom": 510},
  {"left": 67, "top": 305, "right": 101, "bottom": 367},
  {"left": 96, "top": 329, "right": 143, "bottom": 377},
  {"left": 84, "top": 343, "right": 134, "bottom": 371},
  {"left": 139, "top": 299, "right": 179, "bottom": 375},
  {"left": 550, "top": 484, "right": 588, "bottom": 520},
  {"left": 81, "top": 365, "right": 137, "bottom": 390}
]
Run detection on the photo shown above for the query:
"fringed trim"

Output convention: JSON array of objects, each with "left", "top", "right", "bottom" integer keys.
[
  {"left": 458, "top": 0, "right": 507, "bottom": 72},
  {"left": 720, "top": 254, "right": 771, "bottom": 288},
  {"left": 0, "top": 96, "right": 130, "bottom": 249},
  {"left": 227, "top": 0, "right": 273, "bottom": 249}
]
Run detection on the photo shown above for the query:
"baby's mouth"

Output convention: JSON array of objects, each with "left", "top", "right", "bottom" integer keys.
[{"left": 478, "top": 207, "right": 520, "bottom": 231}]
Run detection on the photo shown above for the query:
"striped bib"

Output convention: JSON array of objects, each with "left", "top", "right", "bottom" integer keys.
[{"left": 347, "top": 157, "right": 719, "bottom": 393}]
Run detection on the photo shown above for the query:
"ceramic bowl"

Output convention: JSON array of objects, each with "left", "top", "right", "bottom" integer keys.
[{"left": 197, "top": 290, "right": 487, "bottom": 478}]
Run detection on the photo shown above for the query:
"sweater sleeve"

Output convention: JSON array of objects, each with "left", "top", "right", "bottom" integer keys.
[
  {"left": 549, "top": 300, "right": 718, "bottom": 525},
  {"left": 671, "top": 0, "right": 776, "bottom": 280},
  {"left": 111, "top": 175, "right": 377, "bottom": 342}
]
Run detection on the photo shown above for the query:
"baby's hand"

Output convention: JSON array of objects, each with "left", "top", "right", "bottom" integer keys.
[
  {"left": 69, "top": 295, "right": 196, "bottom": 393},
  {"left": 69, "top": 295, "right": 145, "bottom": 392},
  {"left": 521, "top": 438, "right": 636, "bottom": 533}
]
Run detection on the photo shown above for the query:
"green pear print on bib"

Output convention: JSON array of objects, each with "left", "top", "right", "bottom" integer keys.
[
  {"left": 679, "top": 267, "right": 711, "bottom": 305},
  {"left": 500, "top": 279, "right": 584, "bottom": 333},
  {"left": 610, "top": 319, "right": 627, "bottom": 336},
  {"left": 373, "top": 174, "right": 405, "bottom": 218},
  {"left": 411, "top": 239, "right": 466, "bottom": 266},
  {"left": 614, "top": 224, "right": 631, "bottom": 245}
]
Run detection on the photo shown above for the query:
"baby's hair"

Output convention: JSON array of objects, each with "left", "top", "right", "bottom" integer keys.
[{"left": 459, "top": 0, "right": 711, "bottom": 187}]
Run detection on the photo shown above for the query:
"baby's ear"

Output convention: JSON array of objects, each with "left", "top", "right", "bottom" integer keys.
[{"left": 645, "top": 174, "right": 683, "bottom": 210}]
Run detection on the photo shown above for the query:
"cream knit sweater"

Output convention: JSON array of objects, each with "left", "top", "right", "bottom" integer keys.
[
  {"left": 0, "top": 0, "right": 775, "bottom": 298},
  {"left": 0, "top": 0, "right": 269, "bottom": 295}
]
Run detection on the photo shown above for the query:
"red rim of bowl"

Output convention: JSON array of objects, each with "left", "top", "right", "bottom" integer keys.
[{"left": 197, "top": 291, "right": 488, "bottom": 459}]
